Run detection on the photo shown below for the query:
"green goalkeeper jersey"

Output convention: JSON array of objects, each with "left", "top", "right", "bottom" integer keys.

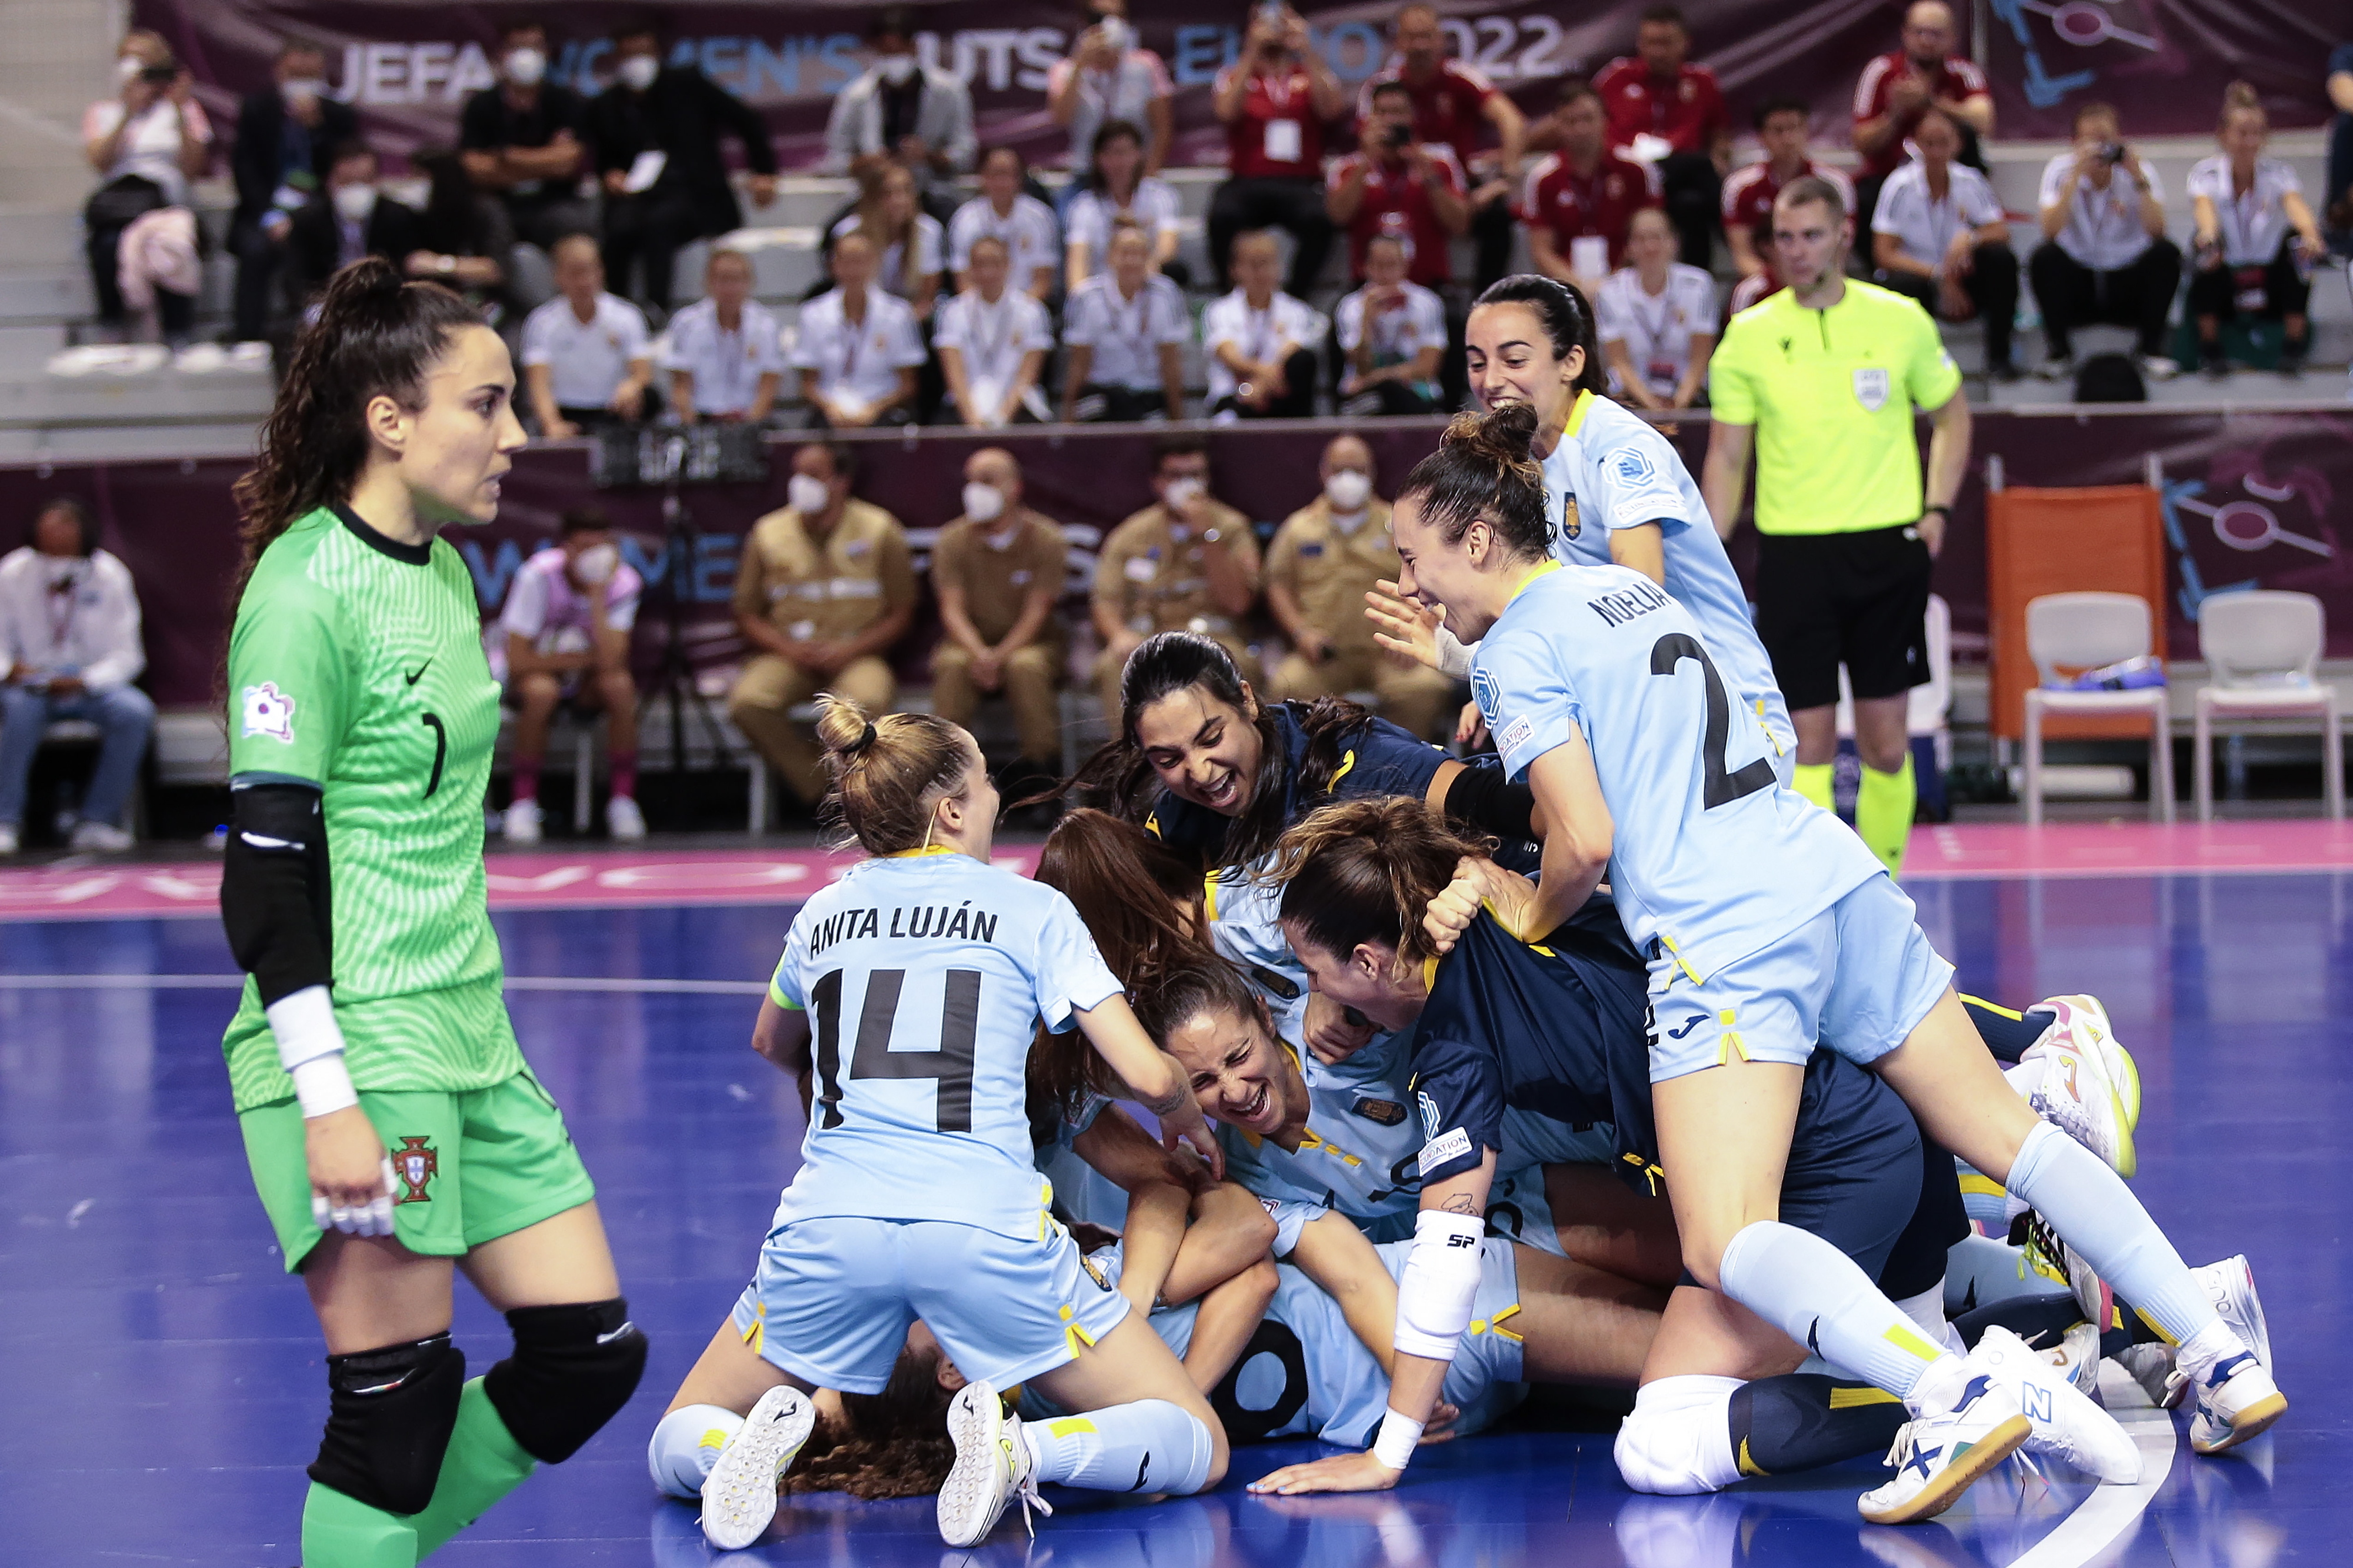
[{"left": 220, "top": 503, "right": 522, "bottom": 1112}]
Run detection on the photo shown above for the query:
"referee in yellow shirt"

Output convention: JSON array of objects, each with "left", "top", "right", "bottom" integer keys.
[{"left": 1701, "top": 175, "right": 1972, "bottom": 878}]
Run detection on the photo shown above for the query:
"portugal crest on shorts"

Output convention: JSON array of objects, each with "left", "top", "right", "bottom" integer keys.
[
  {"left": 391, "top": 1136, "right": 439, "bottom": 1204},
  {"left": 1852, "top": 366, "right": 1890, "bottom": 412}
]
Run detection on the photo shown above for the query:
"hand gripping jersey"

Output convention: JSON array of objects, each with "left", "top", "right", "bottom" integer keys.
[
  {"left": 1027, "top": 1238, "right": 1528, "bottom": 1447},
  {"left": 1541, "top": 390, "right": 1789, "bottom": 751},
  {"left": 766, "top": 850, "right": 1123, "bottom": 1239},
  {"left": 1471, "top": 563, "right": 1881, "bottom": 981}
]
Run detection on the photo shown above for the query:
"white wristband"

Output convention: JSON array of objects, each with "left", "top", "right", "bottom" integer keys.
[
  {"left": 1370, "top": 1407, "right": 1424, "bottom": 1471},
  {"left": 1435, "top": 626, "right": 1475, "bottom": 680},
  {"left": 266, "top": 985, "right": 355, "bottom": 1118},
  {"left": 290, "top": 1053, "right": 359, "bottom": 1119}
]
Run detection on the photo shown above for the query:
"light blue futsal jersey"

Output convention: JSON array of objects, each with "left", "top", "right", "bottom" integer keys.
[
  {"left": 767, "top": 849, "right": 1123, "bottom": 1239},
  {"left": 1542, "top": 389, "right": 1791, "bottom": 755},
  {"left": 1025, "top": 1239, "right": 1527, "bottom": 1447},
  {"left": 1471, "top": 563, "right": 1881, "bottom": 981},
  {"left": 1205, "top": 865, "right": 1315, "bottom": 1043}
]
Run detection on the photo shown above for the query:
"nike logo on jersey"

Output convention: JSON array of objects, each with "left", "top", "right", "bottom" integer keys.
[
  {"left": 404, "top": 659, "right": 432, "bottom": 686},
  {"left": 1666, "top": 1013, "right": 1707, "bottom": 1040}
]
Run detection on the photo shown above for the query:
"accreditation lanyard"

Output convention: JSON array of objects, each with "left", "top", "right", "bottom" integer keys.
[
  {"left": 46, "top": 570, "right": 82, "bottom": 652},
  {"left": 2218, "top": 169, "right": 2269, "bottom": 263},
  {"left": 966, "top": 294, "right": 1015, "bottom": 381}
]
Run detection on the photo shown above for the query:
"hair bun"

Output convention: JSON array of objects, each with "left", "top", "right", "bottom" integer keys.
[
  {"left": 814, "top": 693, "right": 878, "bottom": 760},
  {"left": 1441, "top": 402, "right": 1540, "bottom": 467}
]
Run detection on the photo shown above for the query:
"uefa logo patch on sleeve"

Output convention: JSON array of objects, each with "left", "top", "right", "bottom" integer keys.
[
  {"left": 241, "top": 682, "right": 296, "bottom": 743},
  {"left": 1614, "top": 448, "right": 1656, "bottom": 485}
]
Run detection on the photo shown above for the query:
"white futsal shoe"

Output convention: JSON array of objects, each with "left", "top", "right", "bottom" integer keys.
[
  {"left": 2173, "top": 1338, "right": 2288, "bottom": 1455},
  {"left": 699, "top": 1384, "right": 814, "bottom": 1551},
  {"left": 2019, "top": 1039, "right": 2137, "bottom": 1179},
  {"left": 1969, "top": 1325, "right": 2141, "bottom": 1483},
  {"left": 2032, "top": 995, "right": 2140, "bottom": 1131},
  {"left": 502, "top": 796, "right": 542, "bottom": 844},
  {"left": 606, "top": 794, "right": 646, "bottom": 840},
  {"left": 939, "top": 1382, "right": 1051, "bottom": 1547},
  {"left": 1857, "top": 1357, "right": 2034, "bottom": 1524},
  {"left": 2048, "top": 1319, "right": 2103, "bottom": 1397},
  {"left": 2196, "top": 1255, "right": 2273, "bottom": 1373}
]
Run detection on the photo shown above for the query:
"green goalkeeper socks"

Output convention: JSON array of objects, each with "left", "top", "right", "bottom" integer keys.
[
  {"left": 406, "top": 1378, "right": 538, "bottom": 1560},
  {"left": 299, "top": 1481, "right": 418, "bottom": 1568}
]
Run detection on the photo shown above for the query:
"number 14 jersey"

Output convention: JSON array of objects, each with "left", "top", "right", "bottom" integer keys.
[
  {"left": 768, "top": 852, "right": 1124, "bottom": 1239},
  {"left": 1470, "top": 562, "right": 1879, "bottom": 982}
]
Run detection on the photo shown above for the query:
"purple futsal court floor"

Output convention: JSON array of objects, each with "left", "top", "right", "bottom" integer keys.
[{"left": 0, "top": 826, "right": 2337, "bottom": 1568}]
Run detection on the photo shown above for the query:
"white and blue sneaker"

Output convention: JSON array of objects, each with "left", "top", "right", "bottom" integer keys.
[
  {"left": 2034, "top": 995, "right": 2140, "bottom": 1131},
  {"left": 2196, "top": 1255, "right": 2272, "bottom": 1373},
  {"left": 1971, "top": 1325, "right": 2141, "bottom": 1483},
  {"left": 1858, "top": 1359, "right": 2034, "bottom": 1524},
  {"left": 2172, "top": 1337, "right": 2287, "bottom": 1456},
  {"left": 939, "top": 1382, "right": 1051, "bottom": 1547},
  {"left": 699, "top": 1384, "right": 814, "bottom": 1551}
]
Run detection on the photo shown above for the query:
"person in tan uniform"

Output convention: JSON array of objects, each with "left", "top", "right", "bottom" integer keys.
[
  {"left": 1090, "top": 434, "right": 1261, "bottom": 719},
  {"left": 930, "top": 446, "right": 1069, "bottom": 799},
  {"left": 1264, "top": 433, "right": 1455, "bottom": 739},
  {"left": 726, "top": 441, "right": 917, "bottom": 809}
]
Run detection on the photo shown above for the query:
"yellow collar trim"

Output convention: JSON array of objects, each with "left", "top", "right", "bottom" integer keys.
[
  {"left": 883, "top": 845, "right": 964, "bottom": 860},
  {"left": 1505, "top": 558, "right": 1565, "bottom": 608},
  {"left": 1202, "top": 870, "right": 1223, "bottom": 923},
  {"left": 1559, "top": 388, "right": 1595, "bottom": 442}
]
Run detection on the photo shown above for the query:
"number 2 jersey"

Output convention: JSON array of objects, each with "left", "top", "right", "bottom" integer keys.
[
  {"left": 219, "top": 504, "right": 519, "bottom": 1112},
  {"left": 767, "top": 851, "right": 1124, "bottom": 1240},
  {"left": 1471, "top": 562, "right": 1881, "bottom": 982}
]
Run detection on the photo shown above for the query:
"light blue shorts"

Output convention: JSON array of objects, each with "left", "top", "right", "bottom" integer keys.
[
  {"left": 731, "top": 1215, "right": 1132, "bottom": 1394},
  {"left": 1645, "top": 872, "right": 1955, "bottom": 1085}
]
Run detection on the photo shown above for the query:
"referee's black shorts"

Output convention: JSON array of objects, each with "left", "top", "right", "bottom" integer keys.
[{"left": 1754, "top": 523, "right": 1933, "bottom": 712}]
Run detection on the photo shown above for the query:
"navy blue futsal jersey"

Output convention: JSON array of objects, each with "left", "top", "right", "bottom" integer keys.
[{"left": 1148, "top": 702, "right": 1448, "bottom": 866}]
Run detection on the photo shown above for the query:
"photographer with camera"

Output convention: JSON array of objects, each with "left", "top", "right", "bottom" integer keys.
[
  {"left": 1208, "top": 2, "right": 1346, "bottom": 298},
  {"left": 2029, "top": 101, "right": 2180, "bottom": 382},
  {"left": 81, "top": 30, "right": 211, "bottom": 348},
  {"left": 1326, "top": 78, "right": 1468, "bottom": 288}
]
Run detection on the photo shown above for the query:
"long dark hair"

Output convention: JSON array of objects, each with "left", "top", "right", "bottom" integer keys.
[
  {"left": 1131, "top": 949, "right": 1270, "bottom": 1053},
  {"left": 228, "top": 257, "right": 482, "bottom": 609},
  {"left": 1265, "top": 796, "right": 1497, "bottom": 970},
  {"left": 1064, "top": 631, "right": 1374, "bottom": 873},
  {"left": 786, "top": 1345, "right": 958, "bottom": 1499},
  {"left": 1472, "top": 273, "right": 1610, "bottom": 398},
  {"left": 1396, "top": 404, "right": 1552, "bottom": 559},
  {"left": 1086, "top": 118, "right": 1146, "bottom": 199}
]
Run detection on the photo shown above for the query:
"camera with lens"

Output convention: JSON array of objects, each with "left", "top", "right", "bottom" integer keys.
[
  {"left": 138, "top": 63, "right": 178, "bottom": 85},
  {"left": 1385, "top": 122, "right": 1412, "bottom": 148},
  {"left": 2098, "top": 141, "right": 2126, "bottom": 165}
]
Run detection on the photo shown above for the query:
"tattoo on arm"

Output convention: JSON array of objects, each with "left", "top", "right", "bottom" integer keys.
[{"left": 1440, "top": 1193, "right": 1478, "bottom": 1216}]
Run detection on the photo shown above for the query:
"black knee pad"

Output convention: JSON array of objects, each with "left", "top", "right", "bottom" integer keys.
[
  {"left": 309, "top": 1333, "right": 466, "bottom": 1516},
  {"left": 482, "top": 1298, "right": 648, "bottom": 1464}
]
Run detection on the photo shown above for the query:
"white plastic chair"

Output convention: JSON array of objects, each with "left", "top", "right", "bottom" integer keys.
[
  {"left": 2021, "top": 592, "right": 2174, "bottom": 826},
  {"left": 2193, "top": 590, "right": 2342, "bottom": 821}
]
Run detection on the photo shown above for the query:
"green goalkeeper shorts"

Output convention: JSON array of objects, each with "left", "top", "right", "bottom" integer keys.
[{"left": 239, "top": 1069, "right": 596, "bottom": 1273}]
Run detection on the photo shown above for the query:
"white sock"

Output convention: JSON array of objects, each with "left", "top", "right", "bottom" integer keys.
[
  {"left": 648, "top": 1404, "right": 742, "bottom": 1499},
  {"left": 1021, "top": 1400, "right": 1214, "bottom": 1494},
  {"left": 1717, "top": 1220, "right": 1951, "bottom": 1403},
  {"left": 1894, "top": 1280, "right": 1963, "bottom": 1356},
  {"left": 2006, "top": 1120, "right": 2218, "bottom": 1346}
]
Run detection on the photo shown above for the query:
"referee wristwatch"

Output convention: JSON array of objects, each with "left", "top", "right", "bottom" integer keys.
[{"left": 1918, "top": 505, "right": 1950, "bottom": 525}]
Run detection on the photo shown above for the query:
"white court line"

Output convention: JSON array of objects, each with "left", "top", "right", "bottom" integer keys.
[
  {"left": 2005, "top": 1360, "right": 2179, "bottom": 1568},
  {"left": 0, "top": 973, "right": 767, "bottom": 995}
]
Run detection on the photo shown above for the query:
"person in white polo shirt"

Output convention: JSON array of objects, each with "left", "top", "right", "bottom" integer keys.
[
  {"left": 1061, "top": 219, "right": 1191, "bottom": 422},
  {"left": 1596, "top": 206, "right": 1718, "bottom": 412},
  {"left": 520, "top": 235, "right": 655, "bottom": 438},
  {"left": 935, "top": 234, "right": 1054, "bottom": 428},
  {"left": 662, "top": 248, "right": 784, "bottom": 423},
  {"left": 948, "top": 146, "right": 1059, "bottom": 301},
  {"left": 1333, "top": 231, "right": 1447, "bottom": 416},
  {"left": 2028, "top": 100, "right": 2181, "bottom": 382},
  {"left": 792, "top": 229, "right": 928, "bottom": 429},
  {"left": 2187, "top": 82, "right": 2326, "bottom": 379},
  {"left": 1870, "top": 105, "right": 2019, "bottom": 379},
  {"left": 1202, "top": 229, "right": 1325, "bottom": 421},
  {"left": 496, "top": 507, "right": 645, "bottom": 843}
]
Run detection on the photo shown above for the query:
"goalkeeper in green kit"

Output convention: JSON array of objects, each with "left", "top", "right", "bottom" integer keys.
[{"left": 218, "top": 259, "right": 645, "bottom": 1567}]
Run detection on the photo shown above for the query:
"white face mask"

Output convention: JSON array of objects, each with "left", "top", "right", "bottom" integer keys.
[
  {"left": 281, "top": 76, "right": 327, "bottom": 105},
  {"left": 572, "top": 543, "right": 619, "bottom": 585},
  {"left": 1324, "top": 469, "right": 1372, "bottom": 513},
  {"left": 332, "top": 183, "right": 379, "bottom": 223},
  {"left": 616, "top": 54, "right": 659, "bottom": 91},
  {"left": 878, "top": 54, "right": 919, "bottom": 85},
  {"left": 116, "top": 56, "right": 144, "bottom": 85},
  {"left": 788, "top": 474, "right": 833, "bottom": 516},
  {"left": 962, "top": 481, "right": 1006, "bottom": 525},
  {"left": 504, "top": 48, "right": 546, "bottom": 86},
  {"left": 1162, "top": 476, "right": 1204, "bottom": 513}
]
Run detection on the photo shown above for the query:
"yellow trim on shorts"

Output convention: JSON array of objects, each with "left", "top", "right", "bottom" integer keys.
[
  {"left": 1737, "top": 1437, "right": 1766, "bottom": 1477},
  {"left": 1829, "top": 1385, "right": 1903, "bottom": 1409},
  {"left": 1060, "top": 1304, "right": 1099, "bottom": 1359},
  {"left": 1962, "top": 993, "right": 2025, "bottom": 1022},
  {"left": 1485, "top": 1303, "right": 1523, "bottom": 1342}
]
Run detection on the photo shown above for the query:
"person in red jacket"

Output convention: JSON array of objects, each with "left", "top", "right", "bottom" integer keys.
[
  {"left": 1850, "top": 1, "right": 1994, "bottom": 233},
  {"left": 1520, "top": 82, "right": 1660, "bottom": 298},
  {"left": 1356, "top": 4, "right": 1527, "bottom": 288},
  {"left": 1594, "top": 4, "right": 1731, "bottom": 269},
  {"left": 1209, "top": 5, "right": 1347, "bottom": 298},
  {"left": 1327, "top": 79, "right": 1469, "bottom": 287}
]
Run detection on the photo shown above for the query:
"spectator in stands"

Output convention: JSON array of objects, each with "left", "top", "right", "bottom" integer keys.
[
  {"left": 1062, "top": 221, "right": 1192, "bottom": 421},
  {"left": 1265, "top": 434, "right": 1452, "bottom": 739},
  {"left": 1064, "top": 120, "right": 1186, "bottom": 291},
  {"left": 588, "top": 18, "right": 778, "bottom": 321},
  {"left": 286, "top": 143, "right": 422, "bottom": 302},
  {"left": 1594, "top": 4, "right": 1731, "bottom": 269},
  {"left": 936, "top": 235, "right": 1054, "bottom": 427},
  {"left": 831, "top": 162, "right": 945, "bottom": 321},
  {"left": 824, "top": 6, "right": 977, "bottom": 222},
  {"left": 1208, "top": 5, "right": 1346, "bottom": 298},
  {"left": 2188, "top": 83, "right": 2326, "bottom": 379},
  {"left": 2029, "top": 101, "right": 2179, "bottom": 382},
  {"left": 1091, "top": 435, "right": 1261, "bottom": 719},
  {"left": 2329, "top": 47, "right": 2353, "bottom": 243},
  {"left": 228, "top": 40, "right": 357, "bottom": 345},
  {"left": 1851, "top": 1, "right": 1994, "bottom": 231},
  {"left": 666, "top": 248, "right": 785, "bottom": 424},
  {"left": 409, "top": 150, "right": 515, "bottom": 317},
  {"left": 949, "top": 147, "right": 1059, "bottom": 300},
  {"left": 521, "top": 235, "right": 655, "bottom": 438},
  {"left": 1326, "top": 79, "right": 1469, "bottom": 288},
  {"left": 82, "top": 30, "right": 211, "bottom": 348},
  {"left": 498, "top": 508, "right": 645, "bottom": 843},
  {"left": 1871, "top": 106, "right": 2019, "bottom": 380},
  {"left": 792, "top": 231, "right": 926, "bottom": 428},
  {"left": 1334, "top": 232, "right": 1447, "bottom": 416},
  {"left": 1204, "top": 231, "right": 1325, "bottom": 421},
  {"left": 1721, "top": 96, "right": 1856, "bottom": 313},
  {"left": 459, "top": 20, "right": 592, "bottom": 252},
  {"left": 0, "top": 498, "right": 150, "bottom": 855},
  {"left": 1048, "top": 0, "right": 1173, "bottom": 181},
  {"left": 1522, "top": 82, "right": 1658, "bottom": 298},
  {"left": 930, "top": 446, "right": 1069, "bottom": 803},
  {"left": 1359, "top": 5, "right": 1525, "bottom": 291},
  {"left": 727, "top": 442, "right": 917, "bottom": 815},
  {"left": 1597, "top": 207, "right": 1717, "bottom": 411}
]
